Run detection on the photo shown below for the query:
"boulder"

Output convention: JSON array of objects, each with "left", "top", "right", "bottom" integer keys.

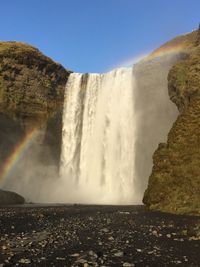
[{"left": 0, "top": 189, "right": 25, "bottom": 205}]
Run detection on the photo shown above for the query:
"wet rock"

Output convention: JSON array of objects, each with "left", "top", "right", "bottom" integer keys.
[
  {"left": 0, "top": 189, "right": 25, "bottom": 205},
  {"left": 123, "top": 262, "right": 135, "bottom": 267},
  {"left": 88, "top": 250, "right": 97, "bottom": 258},
  {"left": 0, "top": 205, "right": 200, "bottom": 266},
  {"left": 114, "top": 251, "right": 124, "bottom": 257},
  {"left": 18, "top": 258, "right": 31, "bottom": 264}
]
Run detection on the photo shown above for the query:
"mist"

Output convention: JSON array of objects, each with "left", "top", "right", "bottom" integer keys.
[{"left": 1, "top": 52, "right": 185, "bottom": 204}]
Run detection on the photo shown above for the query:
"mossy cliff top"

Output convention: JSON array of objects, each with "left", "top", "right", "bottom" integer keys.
[
  {"left": 168, "top": 44, "right": 200, "bottom": 112},
  {"left": 0, "top": 41, "right": 71, "bottom": 122},
  {"left": 143, "top": 27, "right": 200, "bottom": 215},
  {"left": 0, "top": 41, "right": 70, "bottom": 76}
]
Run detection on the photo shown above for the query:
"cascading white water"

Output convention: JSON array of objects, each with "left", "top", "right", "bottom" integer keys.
[
  {"left": 60, "top": 68, "right": 139, "bottom": 204},
  {"left": 1, "top": 53, "right": 181, "bottom": 203}
]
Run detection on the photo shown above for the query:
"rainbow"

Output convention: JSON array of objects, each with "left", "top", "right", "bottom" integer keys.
[
  {"left": 0, "top": 39, "right": 191, "bottom": 185},
  {"left": 146, "top": 43, "right": 188, "bottom": 61},
  {"left": 109, "top": 52, "right": 149, "bottom": 70},
  {"left": 0, "top": 127, "right": 40, "bottom": 184},
  {"left": 117, "top": 42, "right": 189, "bottom": 68}
]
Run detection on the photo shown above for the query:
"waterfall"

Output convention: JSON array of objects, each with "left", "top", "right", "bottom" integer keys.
[
  {"left": 60, "top": 68, "right": 139, "bottom": 204},
  {"left": 1, "top": 53, "right": 181, "bottom": 203},
  {"left": 0, "top": 47, "right": 184, "bottom": 204},
  {"left": 60, "top": 54, "right": 182, "bottom": 205},
  {"left": 1, "top": 53, "right": 181, "bottom": 204}
]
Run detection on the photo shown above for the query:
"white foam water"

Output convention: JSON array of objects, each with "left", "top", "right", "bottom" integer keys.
[{"left": 60, "top": 68, "right": 139, "bottom": 204}]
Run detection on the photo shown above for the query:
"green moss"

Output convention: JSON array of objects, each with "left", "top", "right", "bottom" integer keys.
[{"left": 0, "top": 41, "right": 71, "bottom": 119}]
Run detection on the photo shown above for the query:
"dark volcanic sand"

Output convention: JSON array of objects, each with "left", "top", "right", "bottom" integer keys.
[{"left": 0, "top": 205, "right": 200, "bottom": 267}]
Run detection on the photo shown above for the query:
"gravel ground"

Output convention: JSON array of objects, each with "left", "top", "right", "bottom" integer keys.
[{"left": 0, "top": 205, "right": 200, "bottom": 267}]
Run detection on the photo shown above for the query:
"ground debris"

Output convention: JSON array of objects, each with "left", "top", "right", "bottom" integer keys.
[{"left": 0, "top": 205, "right": 199, "bottom": 266}]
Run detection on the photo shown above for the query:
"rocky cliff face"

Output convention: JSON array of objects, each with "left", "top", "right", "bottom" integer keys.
[
  {"left": 0, "top": 42, "right": 71, "bottom": 189},
  {"left": 143, "top": 28, "right": 200, "bottom": 215}
]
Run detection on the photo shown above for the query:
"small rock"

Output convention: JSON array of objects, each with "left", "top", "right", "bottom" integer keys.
[
  {"left": 76, "top": 259, "right": 87, "bottom": 264},
  {"left": 88, "top": 250, "right": 97, "bottom": 258},
  {"left": 174, "top": 260, "right": 182, "bottom": 264},
  {"left": 114, "top": 251, "right": 124, "bottom": 257},
  {"left": 18, "top": 259, "right": 31, "bottom": 264},
  {"left": 96, "top": 251, "right": 103, "bottom": 258},
  {"left": 56, "top": 257, "right": 65, "bottom": 260},
  {"left": 70, "top": 253, "right": 80, "bottom": 257},
  {"left": 102, "top": 228, "right": 109, "bottom": 233},
  {"left": 123, "top": 263, "right": 135, "bottom": 267},
  {"left": 119, "top": 211, "right": 130, "bottom": 214},
  {"left": 182, "top": 230, "right": 187, "bottom": 235}
]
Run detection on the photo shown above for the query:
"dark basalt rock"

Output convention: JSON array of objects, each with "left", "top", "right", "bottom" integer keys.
[{"left": 0, "top": 189, "right": 25, "bottom": 205}]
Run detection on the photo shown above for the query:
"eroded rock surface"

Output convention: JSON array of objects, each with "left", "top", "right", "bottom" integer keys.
[
  {"left": 0, "top": 41, "right": 71, "bottom": 169},
  {"left": 0, "top": 42, "right": 72, "bottom": 200},
  {"left": 144, "top": 28, "right": 200, "bottom": 215}
]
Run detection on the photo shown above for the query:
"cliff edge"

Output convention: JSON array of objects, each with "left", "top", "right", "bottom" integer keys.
[
  {"left": 0, "top": 42, "right": 71, "bottom": 176},
  {"left": 143, "top": 27, "right": 200, "bottom": 215}
]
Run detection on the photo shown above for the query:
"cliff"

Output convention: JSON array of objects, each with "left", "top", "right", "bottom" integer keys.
[
  {"left": 0, "top": 42, "right": 71, "bottom": 175},
  {"left": 143, "top": 27, "right": 200, "bottom": 215}
]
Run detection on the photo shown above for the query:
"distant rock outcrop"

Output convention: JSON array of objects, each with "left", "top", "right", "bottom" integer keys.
[
  {"left": 0, "top": 189, "right": 25, "bottom": 205},
  {"left": 143, "top": 28, "right": 200, "bottom": 215}
]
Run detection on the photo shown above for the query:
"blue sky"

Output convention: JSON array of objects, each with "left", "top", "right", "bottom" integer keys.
[{"left": 0, "top": 0, "right": 199, "bottom": 72}]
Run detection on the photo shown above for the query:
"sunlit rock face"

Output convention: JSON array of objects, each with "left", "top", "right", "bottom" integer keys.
[
  {"left": 0, "top": 42, "right": 70, "bottom": 168},
  {"left": 0, "top": 42, "right": 71, "bottom": 202},
  {"left": 144, "top": 45, "right": 200, "bottom": 215},
  {"left": 59, "top": 53, "right": 183, "bottom": 204}
]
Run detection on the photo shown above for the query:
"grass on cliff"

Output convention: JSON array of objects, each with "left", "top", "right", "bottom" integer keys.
[
  {"left": 144, "top": 28, "right": 200, "bottom": 215},
  {"left": 169, "top": 45, "right": 200, "bottom": 109},
  {"left": 151, "top": 29, "right": 198, "bottom": 57},
  {"left": 0, "top": 41, "right": 70, "bottom": 118},
  {"left": 0, "top": 41, "right": 72, "bottom": 73}
]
